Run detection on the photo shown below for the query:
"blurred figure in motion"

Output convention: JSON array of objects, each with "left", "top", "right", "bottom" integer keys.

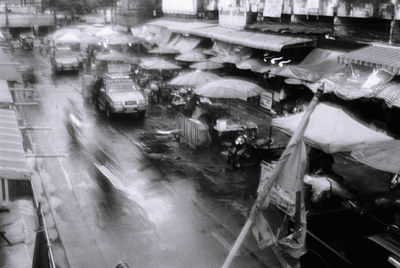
[
  {"left": 91, "top": 141, "right": 122, "bottom": 194},
  {"left": 64, "top": 99, "right": 85, "bottom": 143}
]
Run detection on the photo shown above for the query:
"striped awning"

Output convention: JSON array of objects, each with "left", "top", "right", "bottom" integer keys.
[
  {"left": 0, "top": 108, "right": 29, "bottom": 180},
  {"left": 374, "top": 81, "right": 400, "bottom": 108},
  {"left": 338, "top": 45, "right": 400, "bottom": 74}
]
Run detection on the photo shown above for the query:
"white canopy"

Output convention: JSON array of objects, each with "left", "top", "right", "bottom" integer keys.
[{"left": 272, "top": 103, "right": 393, "bottom": 153}]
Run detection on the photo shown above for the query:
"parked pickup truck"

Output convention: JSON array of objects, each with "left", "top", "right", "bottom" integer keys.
[
  {"left": 92, "top": 73, "right": 148, "bottom": 119},
  {"left": 51, "top": 47, "right": 80, "bottom": 73}
]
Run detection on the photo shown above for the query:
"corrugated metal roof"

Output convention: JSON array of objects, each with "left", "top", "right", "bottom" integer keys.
[
  {"left": 374, "top": 81, "right": 400, "bottom": 108},
  {"left": 338, "top": 45, "right": 400, "bottom": 74},
  {"left": 146, "top": 19, "right": 215, "bottom": 34},
  {"left": 0, "top": 108, "right": 29, "bottom": 180},
  {"left": 0, "top": 79, "right": 12, "bottom": 104},
  {"left": 144, "top": 19, "right": 316, "bottom": 52}
]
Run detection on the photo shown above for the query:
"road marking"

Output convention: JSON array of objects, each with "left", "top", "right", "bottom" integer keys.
[{"left": 211, "top": 231, "right": 232, "bottom": 252}]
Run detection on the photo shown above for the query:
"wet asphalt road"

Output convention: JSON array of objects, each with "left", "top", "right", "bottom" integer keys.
[{"left": 10, "top": 48, "right": 279, "bottom": 268}]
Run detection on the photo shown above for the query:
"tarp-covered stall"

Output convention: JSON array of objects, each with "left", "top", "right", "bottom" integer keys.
[
  {"left": 272, "top": 103, "right": 393, "bottom": 153},
  {"left": 270, "top": 48, "right": 347, "bottom": 82}
]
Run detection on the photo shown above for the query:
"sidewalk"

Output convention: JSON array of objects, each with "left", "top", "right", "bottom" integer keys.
[{"left": 0, "top": 199, "right": 36, "bottom": 268}]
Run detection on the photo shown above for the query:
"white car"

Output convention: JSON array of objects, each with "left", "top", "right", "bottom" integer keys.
[{"left": 94, "top": 73, "right": 148, "bottom": 119}]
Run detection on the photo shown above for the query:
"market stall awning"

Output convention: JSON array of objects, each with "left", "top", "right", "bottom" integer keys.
[
  {"left": 0, "top": 108, "right": 30, "bottom": 180},
  {"left": 248, "top": 21, "right": 332, "bottom": 35},
  {"left": 148, "top": 46, "right": 180, "bottom": 54},
  {"left": 271, "top": 48, "right": 347, "bottom": 82},
  {"left": 306, "top": 65, "right": 394, "bottom": 100},
  {"left": 131, "top": 24, "right": 172, "bottom": 46},
  {"left": 338, "top": 45, "right": 400, "bottom": 75},
  {"left": 195, "top": 78, "right": 264, "bottom": 100},
  {"left": 146, "top": 19, "right": 215, "bottom": 34},
  {"left": 0, "top": 80, "right": 12, "bottom": 105},
  {"left": 166, "top": 34, "right": 202, "bottom": 53},
  {"left": 139, "top": 58, "right": 181, "bottom": 70},
  {"left": 374, "top": 80, "right": 400, "bottom": 108},
  {"left": 168, "top": 70, "right": 221, "bottom": 87},
  {"left": 175, "top": 49, "right": 208, "bottom": 62},
  {"left": 190, "top": 61, "right": 224, "bottom": 70},
  {"left": 236, "top": 58, "right": 269, "bottom": 71},
  {"left": 351, "top": 140, "right": 400, "bottom": 174},
  {"left": 190, "top": 25, "right": 316, "bottom": 52},
  {"left": 272, "top": 103, "right": 393, "bottom": 153}
]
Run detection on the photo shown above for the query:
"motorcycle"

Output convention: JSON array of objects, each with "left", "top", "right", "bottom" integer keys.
[
  {"left": 227, "top": 131, "right": 282, "bottom": 168},
  {"left": 65, "top": 111, "right": 83, "bottom": 141}
]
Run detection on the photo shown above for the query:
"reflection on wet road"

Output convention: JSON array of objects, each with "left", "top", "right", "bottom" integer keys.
[{"left": 13, "top": 49, "right": 272, "bottom": 268}]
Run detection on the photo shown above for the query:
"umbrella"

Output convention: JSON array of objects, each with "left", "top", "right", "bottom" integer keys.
[
  {"left": 80, "top": 35, "right": 100, "bottom": 45},
  {"left": 236, "top": 58, "right": 269, "bottom": 71},
  {"left": 195, "top": 78, "right": 264, "bottom": 100},
  {"left": 190, "top": 61, "right": 224, "bottom": 70},
  {"left": 209, "top": 55, "right": 248, "bottom": 64},
  {"left": 96, "top": 51, "right": 140, "bottom": 64},
  {"left": 148, "top": 46, "right": 179, "bottom": 54},
  {"left": 175, "top": 49, "right": 208, "bottom": 62},
  {"left": 272, "top": 103, "right": 393, "bottom": 153},
  {"left": 96, "top": 26, "right": 117, "bottom": 38},
  {"left": 351, "top": 140, "right": 400, "bottom": 174},
  {"left": 107, "top": 34, "right": 134, "bottom": 45},
  {"left": 51, "top": 28, "right": 82, "bottom": 40},
  {"left": 168, "top": 70, "right": 221, "bottom": 87},
  {"left": 140, "top": 58, "right": 181, "bottom": 70},
  {"left": 55, "top": 32, "right": 81, "bottom": 44}
]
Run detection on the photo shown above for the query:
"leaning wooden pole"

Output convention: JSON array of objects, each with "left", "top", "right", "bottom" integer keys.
[{"left": 221, "top": 87, "right": 323, "bottom": 268}]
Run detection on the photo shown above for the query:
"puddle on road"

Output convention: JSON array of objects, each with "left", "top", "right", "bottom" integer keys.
[{"left": 133, "top": 129, "right": 262, "bottom": 216}]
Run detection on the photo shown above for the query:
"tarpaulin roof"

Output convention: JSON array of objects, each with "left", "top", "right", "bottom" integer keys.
[
  {"left": 0, "top": 108, "right": 29, "bottom": 180},
  {"left": 168, "top": 70, "right": 221, "bottom": 87},
  {"left": 272, "top": 103, "right": 393, "bottom": 153},
  {"left": 131, "top": 24, "right": 172, "bottom": 46},
  {"left": 190, "top": 25, "right": 316, "bottom": 52},
  {"left": 166, "top": 34, "right": 202, "bottom": 53},
  {"left": 248, "top": 21, "right": 332, "bottom": 35},
  {"left": 271, "top": 48, "right": 347, "bottom": 82},
  {"left": 189, "top": 61, "right": 224, "bottom": 70},
  {"left": 175, "top": 49, "right": 208, "bottom": 62},
  {"left": 139, "top": 58, "right": 181, "bottom": 70},
  {"left": 236, "top": 58, "right": 269, "bottom": 71},
  {"left": 195, "top": 78, "right": 264, "bottom": 100},
  {"left": 145, "top": 19, "right": 215, "bottom": 34},
  {"left": 307, "top": 65, "right": 394, "bottom": 100},
  {"left": 144, "top": 19, "right": 315, "bottom": 52},
  {"left": 338, "top": 45, "right": 400, "bottom": 75},
  {"left": 351, "top": 140, "right": 400, "bottom": 174},
  {"left": 0, "top": 80, "right": 12, "bottom": 104}
]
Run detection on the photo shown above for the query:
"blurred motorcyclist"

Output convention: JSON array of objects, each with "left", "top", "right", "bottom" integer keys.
[{"left": 64, "top": 99, "right": 84, "bottom": 141}]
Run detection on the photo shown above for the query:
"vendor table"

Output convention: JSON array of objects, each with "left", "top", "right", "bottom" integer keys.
[{"left": 213, "top": 118, "right": 258, "bottom": 144}]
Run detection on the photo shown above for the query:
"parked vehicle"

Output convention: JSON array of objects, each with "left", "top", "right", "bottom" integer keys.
[
  {"left": 51, "top": 46, "right": 80, "bottom": 73},
  {"left": 92, "top": 73, "right": 148, "bottom": 119},
  {"left": 227, "top": 131, "right": 282, "bottom": 168},
  {"left": 19, "top": 33, "right": 35, "bottom": 50}
]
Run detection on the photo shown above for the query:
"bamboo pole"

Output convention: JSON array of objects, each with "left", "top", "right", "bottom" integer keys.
[{"left": 221, "top": 88, "right": 323, "bottom": 268}]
